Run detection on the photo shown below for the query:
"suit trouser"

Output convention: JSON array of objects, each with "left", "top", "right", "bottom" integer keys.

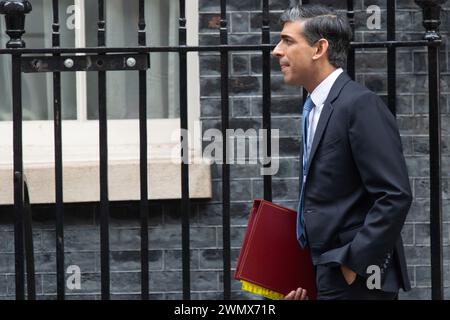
[{"left": 315, "top": 264, "right": 398, "bottom": 300}]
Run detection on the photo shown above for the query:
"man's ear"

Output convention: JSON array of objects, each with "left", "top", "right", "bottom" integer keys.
[{"left": 312, "top": 38, "right": 329, "bottom": 61}]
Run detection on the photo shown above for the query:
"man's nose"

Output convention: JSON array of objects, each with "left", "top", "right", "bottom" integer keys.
[{"left": 272, "top": 41, "right": 283, "bottom": 58}]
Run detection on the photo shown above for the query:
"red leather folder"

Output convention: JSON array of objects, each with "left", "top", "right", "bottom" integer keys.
[{"left": 234, "top": 199, "right": 317, "bottom": 300}]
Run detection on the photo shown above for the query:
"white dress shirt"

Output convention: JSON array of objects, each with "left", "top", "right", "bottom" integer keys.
[{"left": 305, "top": 68, "right": 344, "bottom": 157}]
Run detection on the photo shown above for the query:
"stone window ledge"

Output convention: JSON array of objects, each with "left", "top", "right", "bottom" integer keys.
[
  {"left": 0, "top": 160, "right": 211, "bottom": 205},
  {"left": 0, "top": 120, "right": 212, "bottom": 205}
]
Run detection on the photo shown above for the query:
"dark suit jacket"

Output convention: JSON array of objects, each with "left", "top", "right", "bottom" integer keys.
[{"left": 301, "top": 72, "right": 412, "bottom": 292}]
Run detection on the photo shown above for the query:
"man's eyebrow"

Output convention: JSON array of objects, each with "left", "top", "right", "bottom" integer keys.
[{"left": 280, "top": 34, "right": 295, "bottom": 41}]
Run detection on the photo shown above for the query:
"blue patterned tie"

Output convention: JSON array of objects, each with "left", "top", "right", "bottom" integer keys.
[{"left": 297, "top": 96, "right": 315, "bottom": 248}]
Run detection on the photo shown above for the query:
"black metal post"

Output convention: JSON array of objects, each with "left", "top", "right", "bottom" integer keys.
[
  {"left": 415, "top": 0, "right": 446, "bottom": 301},
  {"left": 0, "top": 0, "right": 31, "bottom": 48},
  {"left": 219, "top": 0, "right": 231, "bottom": 301},
  {"left": 51, "top": 0, "right": 65, "bottom": 300},
  {"left": 428, "top": 42, "right": 443, "bottom": 301},
  {"left": 387, "top": 0, "right": 397, "bottom": 116},
  {"left": 415, "top": 0, "right": 447, "bottom": 41},
  {"left": 262, "top": 0, "right": 272, "bottom": 201},
  {"left": 0, "top": 0, "right": 31, "bottom": 301},
  {"left": 346, "top": 0, "right": 355, "bottom": 79},
  {"left": 97, "top": 0, "right": 110, "bottom": 300},
  {"left": 23, "top": 175, "right": 35, "bottom": 300},
  {"left": 179, "top": 0, "right": 191, "bottom": 300},
  {"left": 138, "top": 0, "right": 150, "bottom": 300}
]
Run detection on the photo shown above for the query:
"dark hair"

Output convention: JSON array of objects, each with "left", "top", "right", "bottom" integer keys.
[{"left": 280, "top": 4, "right": 352, "bottom": 68}]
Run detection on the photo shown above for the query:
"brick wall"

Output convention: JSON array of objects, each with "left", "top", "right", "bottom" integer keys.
[{"left": 0, "top": 0, "right": 449, "bottom": 300}]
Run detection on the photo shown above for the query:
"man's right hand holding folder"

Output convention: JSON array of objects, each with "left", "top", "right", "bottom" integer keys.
[{"left": 284, "top": 287, "right": 308, "bottom": 300}]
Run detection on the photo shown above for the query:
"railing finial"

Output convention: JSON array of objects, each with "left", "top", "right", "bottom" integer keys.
[
  {"left": 0, "top": 0, "right": 32, "bottom": 48},
  {"left": 415, "top": 0, "right": 447, "bottom": 41}
]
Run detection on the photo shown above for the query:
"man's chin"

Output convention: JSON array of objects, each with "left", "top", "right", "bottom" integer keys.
[{"left": 283, "top": 77, "right": 301, "bottom": 87}]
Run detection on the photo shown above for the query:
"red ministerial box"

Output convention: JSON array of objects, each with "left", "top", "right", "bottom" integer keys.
[{"left": 234, "top": 199, "right": 317, "bottom": 300}]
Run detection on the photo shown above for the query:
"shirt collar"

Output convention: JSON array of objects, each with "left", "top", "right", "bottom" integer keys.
[{"left": 309, "top": 68, "right": 344, "bottom": 107}]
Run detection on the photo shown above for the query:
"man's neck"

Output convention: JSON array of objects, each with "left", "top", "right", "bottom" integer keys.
[{"left": 305, "top": 65, "right": 337, "bottom": 93}]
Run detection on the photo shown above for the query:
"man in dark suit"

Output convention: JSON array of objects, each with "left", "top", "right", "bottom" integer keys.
[{"left": 273, "top": 4, "right": 412, "bottom": 300}]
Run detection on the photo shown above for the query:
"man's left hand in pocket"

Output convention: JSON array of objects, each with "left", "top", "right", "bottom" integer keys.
[{"left": 341, "top": 265, "right": 357, "bottom": 285}]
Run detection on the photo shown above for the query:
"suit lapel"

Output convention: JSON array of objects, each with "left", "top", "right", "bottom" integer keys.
[
  {"left": 305, "top": 102, "right": 333, "bottom": 174},
  {"left": 305, "top": 72, "right": 352, "bottom": 175}
]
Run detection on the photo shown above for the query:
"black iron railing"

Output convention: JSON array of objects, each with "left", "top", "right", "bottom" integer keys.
[{"left": 0, "top": 0, "right": 446, "bottom": 300}]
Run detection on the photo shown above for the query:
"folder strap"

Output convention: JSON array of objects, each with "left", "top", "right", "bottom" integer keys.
[{"left": 240, "top": 281, "right": 284, "bottom": 300}]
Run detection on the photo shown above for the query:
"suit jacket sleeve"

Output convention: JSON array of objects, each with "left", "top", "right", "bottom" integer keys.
[{"left": 342, "top": 91, "right": 413, "bottom": 277}]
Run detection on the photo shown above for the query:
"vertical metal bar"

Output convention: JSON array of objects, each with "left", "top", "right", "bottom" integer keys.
[
  {"left": 414, "top": 0, "right": 446, "bottom": 300},
  {"left": 138, "top": 0, "right": 149, "bottom": 300},
  {"left": 98, "top": 0, "right": 110, "bottom": 300},
  {"left": 23, "top": 177, "right": 35, "bottom": 300},
  {"left": 52, "top": 0, "right": 65, "bottom": 300},
  {"left": 387, "top": 0, "right": 397, "bottom": 116},
  {"left": 301, "top": 0, "right": 308, "bottom": 195},
  {"left": 219, "top": 0, "right": 231, "bottom": 300},
  {"left": 301, "top": 0, "right": 308, "bottom": 200},
  {"left": 179, "top": 0, "right": 191, "bottom": 300},
  {"left": 346, "top": 0, "right": 355, "bottom": 79},
  {"left": 1, "top": 0, "right": 32, "bottom": 301},
  {"left": 301, "top": 0, "right": 308, "bottom": 135},
  {"left": 428, "top": 43, "right": 443, "bottom": 300},
  {"left": 12, "top": 53, "right": 25, "bottom": 300},
  {"left": 262, "top": 0, "right": 272, "bottom": 201},
  {"left": 300, "top": 0, "right": 309, "bottom": 101}
]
